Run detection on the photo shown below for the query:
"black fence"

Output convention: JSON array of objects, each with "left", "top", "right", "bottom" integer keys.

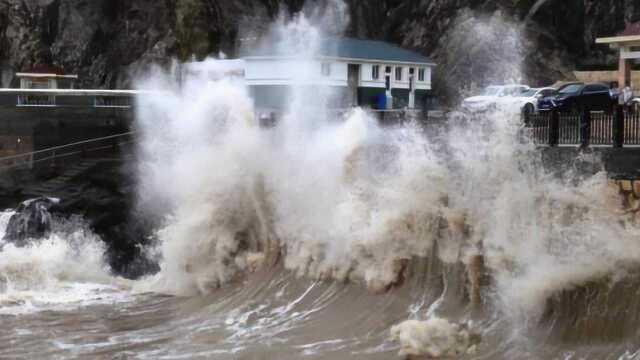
[{"left": 524, "top": 107, "right": 640, "bottom": 147}]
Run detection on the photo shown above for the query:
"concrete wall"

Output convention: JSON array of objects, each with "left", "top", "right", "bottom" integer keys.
[
  {"left": 250, "top": 84, "right": 352, "bottom": 111},
  {"left": 573, "top": 70, "right": 640, "bottom": 95},
  {"left": 245, "top": 59, "right": 348, "bottom": 87},
  {"left": 0, "top": 95, "right": 132, "bottom": 162},
  {"left": 541, "top": 147, "right": 640, "bottom": 179}
]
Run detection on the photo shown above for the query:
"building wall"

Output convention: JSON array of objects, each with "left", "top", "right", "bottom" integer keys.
[
  {"left": 359, "top": 63, "right": 431, "bottom": 90},
  {"left": 250, "top": 84, "right": 352, "bottom": 111},
  {"left": 358, "top": 87, "right": 386, "bottom": 109},
  {"left": 244, "top": 57, "right": 433, "bottom": 111},
  {"left": 244, "top": 58, "right": 432, "bottom": 91},
  {"left": 573, "top": 70, "right": 640, "bottom": 95},
  {"left": 245, "top": 58, "right": 348, "bottom": 87},
  {"left": 0, "top": 94, "right": 132, "bottom": 169}
]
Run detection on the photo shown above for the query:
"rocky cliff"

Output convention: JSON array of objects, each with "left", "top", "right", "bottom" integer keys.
[{"left": 1, "top": 0, "right": 638, "bottom": 101}]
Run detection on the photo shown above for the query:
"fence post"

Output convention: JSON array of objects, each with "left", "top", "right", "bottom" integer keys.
[
  {"left": 549, "top": 109, "right": 559, "bottom": 146},
  {"left": 523, "top": 109, "right": 530, "bottom": 127},
  {"left": 614, "top": 104, "right": 625, "bottom": 148},
  {"left": 580, "top": 110, "right": 591, "bottom": 148}
]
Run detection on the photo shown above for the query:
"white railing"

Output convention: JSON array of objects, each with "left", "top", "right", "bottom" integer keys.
[{"left": 1, "top": 89, "right": 144, "bottom": 109}]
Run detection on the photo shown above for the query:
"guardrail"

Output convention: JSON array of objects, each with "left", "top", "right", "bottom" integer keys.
[
  {"left": 0, "top": 131, "right": 136, "bottom": 172},
  {"left": 0, "top": 88, "right": 144, "bottom": 109},
  {"left": 524, "top": 107, "right": 640, "bottom": 147}
]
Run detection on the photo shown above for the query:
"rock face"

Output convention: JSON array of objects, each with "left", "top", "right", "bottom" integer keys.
[
  {"left": 1, "top": 0, "right": 639, "bottom": 101},
  {"left": 3, "top": 197, "right": 56, "bottom": 246},
  {"left": 3, "top": 159, "right": 158, "bottom": 279}
]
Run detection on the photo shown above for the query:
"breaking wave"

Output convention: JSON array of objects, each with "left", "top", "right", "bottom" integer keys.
[
  {"left": 0, "top": 211, "right": 128, "bottom": 315},
  {"left": 4, "top": 2, "right": 640, "bottom": 359},
  {"left": 128, "top": 3, "right": 640, "bottom": 357}
]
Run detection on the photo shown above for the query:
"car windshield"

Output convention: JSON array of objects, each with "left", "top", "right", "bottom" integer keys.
[
  {"left": 559, "top": 84, "right": 583, "bottom": 94},
  {"left": 521, "top": 89, "right": 538, "bottom": 97},
  {"left": 481, "top": 87, "right": 501, "bottom": 96}
]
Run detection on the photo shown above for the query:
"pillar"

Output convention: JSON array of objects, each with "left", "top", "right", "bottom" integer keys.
[
  {"left": 408, "top": 73, "right": 416, "bottom": 109},
  {"left": 619, "top": 47, "right": 632, "bottom": 88},
  {"left": 385, "top": 75, "right": 393, "bottom": 110}
]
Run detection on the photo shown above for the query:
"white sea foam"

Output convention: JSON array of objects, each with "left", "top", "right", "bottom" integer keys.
[
  {"left": 0, "top": 210, "right": 14, "bottom": 242},
  {"left": 0, "top": 215, "right": 126, "bottom": 314},
  {"left": 390, "top": 317, "right": 478, "bottom": 357}
]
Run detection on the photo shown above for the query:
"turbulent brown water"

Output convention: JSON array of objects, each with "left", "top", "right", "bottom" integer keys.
[{"left": 4, "top": 2, "right": 640, "bottom": 359}]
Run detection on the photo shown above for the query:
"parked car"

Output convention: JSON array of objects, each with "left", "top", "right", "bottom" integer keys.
[
  {"left": 508, "top": 87, "right": 557, "bottom": 115},
  {"left": 461, "top": 85, "right": 530, "bottom": 113},
  {"left": 537, "top": 82, "right": 616, "bottom": 113}
]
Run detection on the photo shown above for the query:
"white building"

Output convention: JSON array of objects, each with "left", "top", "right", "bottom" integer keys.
[{"left": 242, "top": 37, "right": 435, "bottom": 111}]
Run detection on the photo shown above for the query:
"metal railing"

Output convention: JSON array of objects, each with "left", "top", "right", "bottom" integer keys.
[
  {"left": 526, "top": 111, "right": 550, "bottom": 144},
  {"left": 524, "top": 107, "right": 638, "bottom": 147},
  {"left": 558, "top": 113, "right": 581, "bottom": 145},
  {"left": 1, "top": 88, "right": 142, "bottom": 109},
  {"left": 17, "top": 94, "right": 56, "bottom": 107},
  {"left": 626, "top": 111, "right": 640, "bottom": 145},
  {"left": 0, "top": 131, "right": 136, "bottom": 172}
]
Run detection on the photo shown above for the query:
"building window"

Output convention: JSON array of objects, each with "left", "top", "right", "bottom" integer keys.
[
  {"left": 395, "top": 67, "right": 403, "bottom": 81},
  {"left": 321, "top": 62, "right": 331, "bottom": 77},
  {"left": 385, "top": 66, "right": 392, "bottom": 74},
  {"left": 372, "top": 65, "right": 380, "bottom": 80},
  {"left": 418, "top": 68, "right": 426, "bottom": 82}
]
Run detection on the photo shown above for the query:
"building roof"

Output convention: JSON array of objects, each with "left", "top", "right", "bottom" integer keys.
[
  {"left": 243, "top": 37, "right": 434, "bottom": 65},
  {"left": 23, "top": 64, "right": 67, "bottom": 75},
  {"left": 16, "top": 73, "right": 78, "bottom": 79},
  {"left": 596, "top": 21, "right": 640, "bottom": 45},
  {"left": 620, "top": 22, "right": 640, "bottom": 36}
]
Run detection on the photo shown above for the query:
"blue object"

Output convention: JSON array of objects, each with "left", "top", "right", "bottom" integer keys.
[{"left": 376, "top": 93, "right": 386, "bottom": 109}]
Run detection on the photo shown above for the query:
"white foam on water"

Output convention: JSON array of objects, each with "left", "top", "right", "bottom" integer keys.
[
  {"left": 390, "top": 317, "right": 478, "bottom": 358},
  {"left": 0, "top": 210, "right": 14, "bottom": 243},
  {"left": 0, "top": 216, "right": 130, "bottom": 315}
]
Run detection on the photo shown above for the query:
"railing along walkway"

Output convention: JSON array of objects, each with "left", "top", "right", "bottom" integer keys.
[
  {"left": 0, "top": 88, "right": 150, "bottom": 108},
  {"left": 524, "top": 107, "right": 640, "bottom": 148},
  {"left": 0, "top": 131, "right": 135, "bottom": 171}
]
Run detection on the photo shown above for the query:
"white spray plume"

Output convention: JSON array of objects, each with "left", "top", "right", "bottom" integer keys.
[{"left": 132, "top": 0, "right": 640, "bottom": 335}]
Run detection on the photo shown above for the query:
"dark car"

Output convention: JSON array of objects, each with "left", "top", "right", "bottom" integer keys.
[{"left": 537, "top": 82, "right": 617, "bottom": 113}]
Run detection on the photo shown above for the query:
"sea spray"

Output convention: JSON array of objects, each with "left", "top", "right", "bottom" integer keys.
[
  {"left": 131, "top": 0, "right": 640, "bottom": 343},
  {"left": 134, "top": 0, "right": 451, "bottom": 295},
  {"left": 135, "top": 76, "right": 266, "bottom": 294}
]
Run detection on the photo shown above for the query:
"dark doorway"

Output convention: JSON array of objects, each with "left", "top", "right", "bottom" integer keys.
[{"left": 347, "top": 64, "right": 360, "bottom": 107}]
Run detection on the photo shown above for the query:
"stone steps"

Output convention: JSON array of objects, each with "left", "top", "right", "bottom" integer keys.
[{"left": 23, "top": 159, "right": 104, "bottom": 197}]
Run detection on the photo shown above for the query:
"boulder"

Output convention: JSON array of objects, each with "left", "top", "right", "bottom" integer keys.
[{"left": 3, "top": 197, "right": 58, "bottom": 246}]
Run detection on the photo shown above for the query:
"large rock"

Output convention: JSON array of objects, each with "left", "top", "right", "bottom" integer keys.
[{"left": 3, "top": 197, "right": 57, "bottom": 246}]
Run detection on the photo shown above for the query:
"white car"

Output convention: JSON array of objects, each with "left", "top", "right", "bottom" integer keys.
[
  {"left": 461, "top": 85, "right": 530, "bottom": 113},
  {"left": 630, "top": 97, "right": 640, "bottom": 113},
  {"left": 510, "top": 87, "right": 557, "bottom": 115}
]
